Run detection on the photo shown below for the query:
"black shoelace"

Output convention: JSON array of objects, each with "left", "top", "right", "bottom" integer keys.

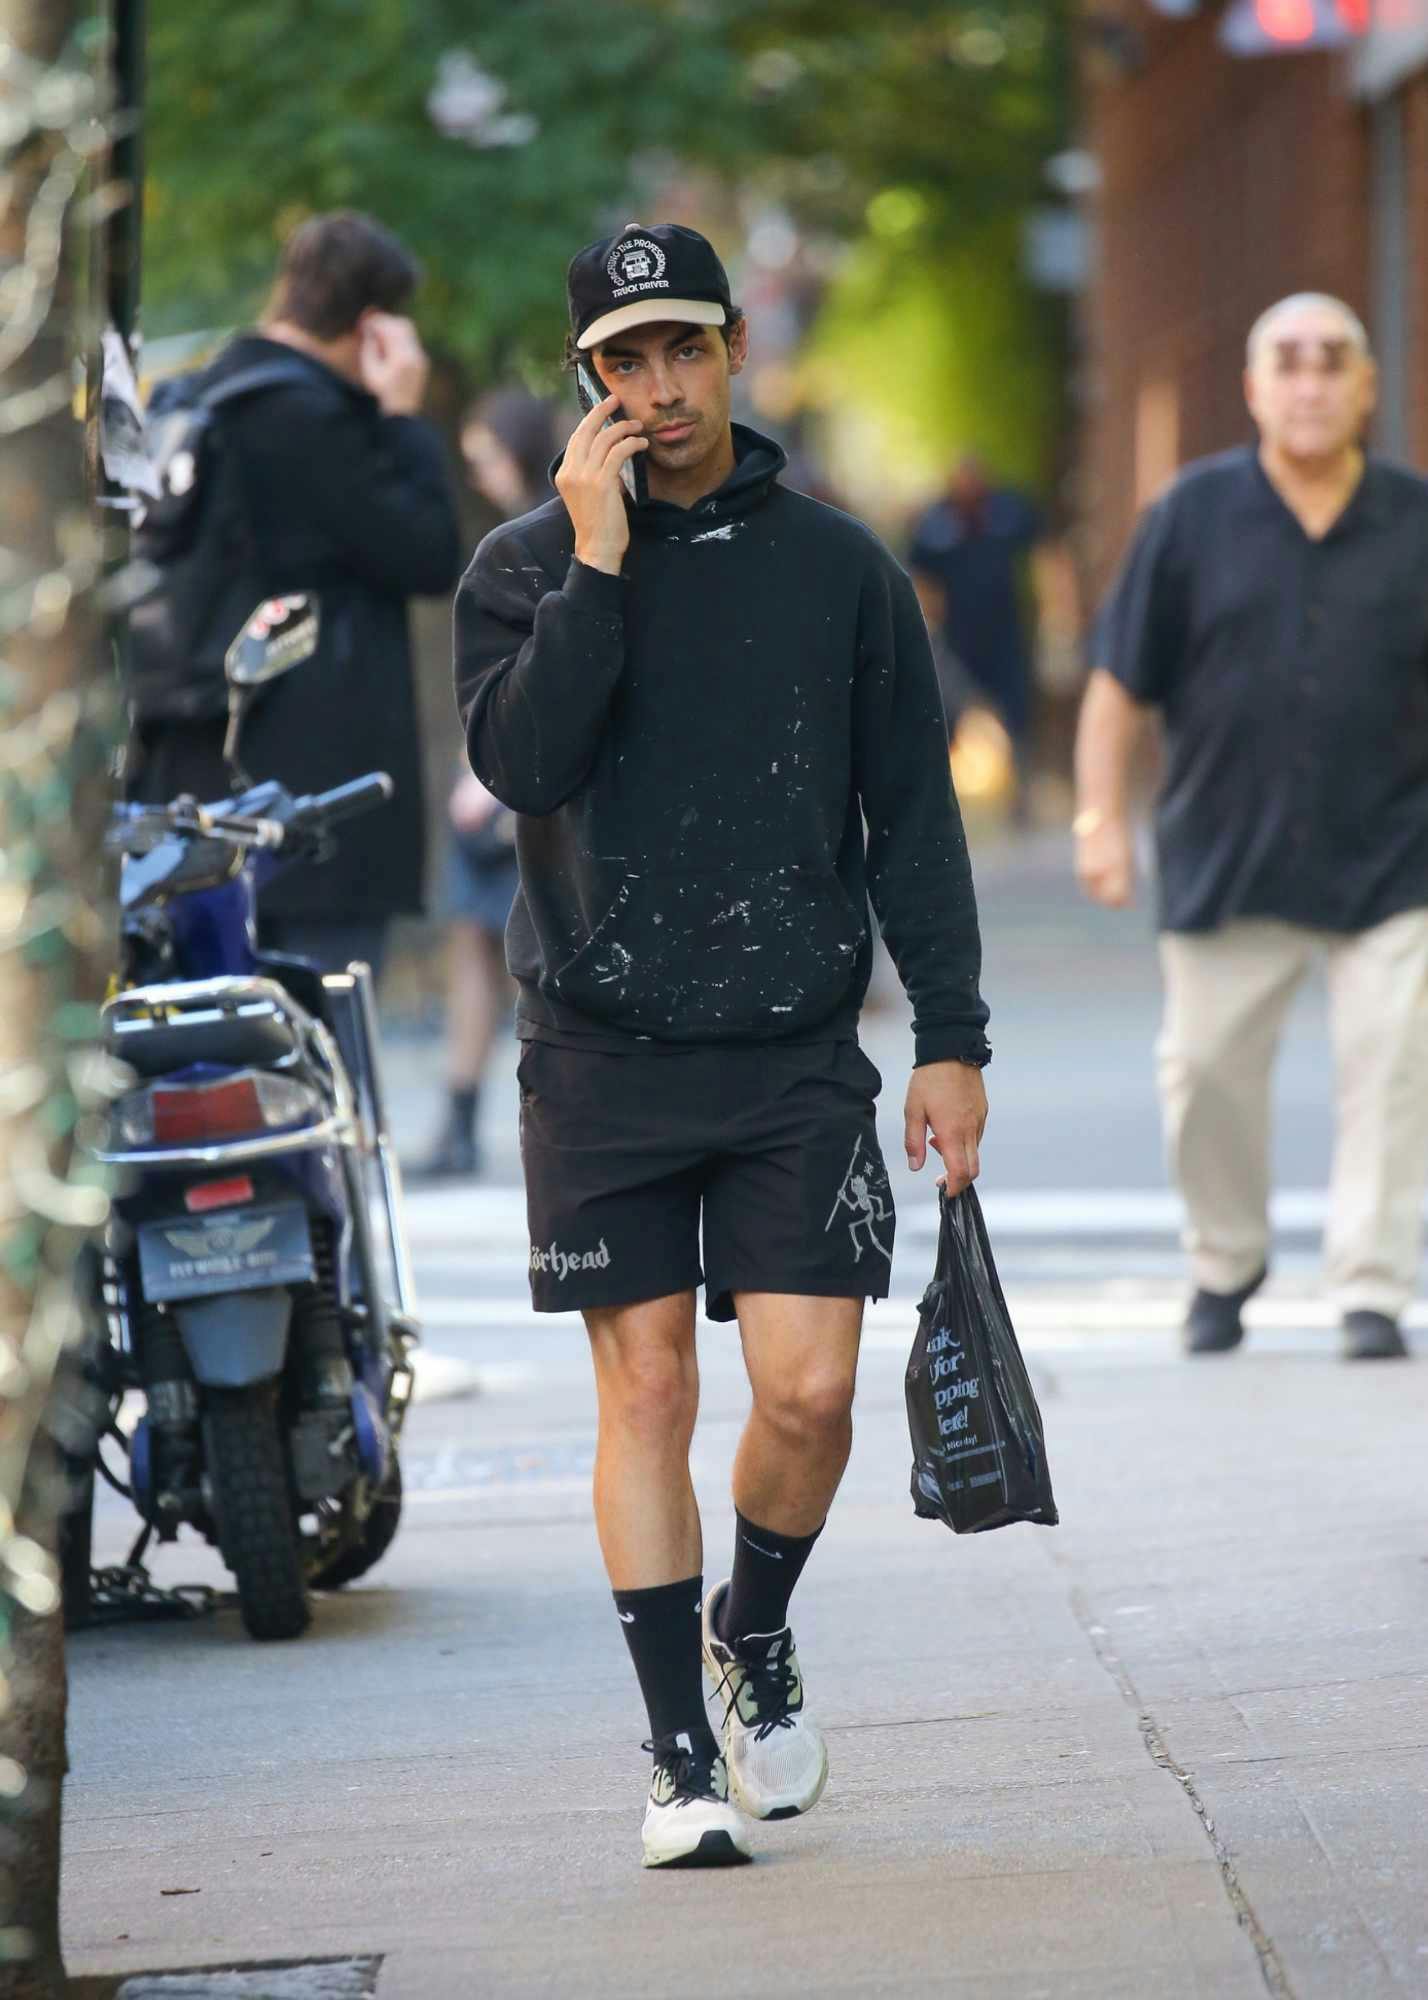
[
  {"left": 714, "top": 1643, "right": 801, "bottom": 1742},
  {"left": 644, "top": 1735, "right": 720, "bottom": 1808}
]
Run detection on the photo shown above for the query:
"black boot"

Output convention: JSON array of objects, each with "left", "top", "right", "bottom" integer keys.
[
  {"left": 1183, "top": 1265, "right": 1266, "bottom": 1355},
  {"left": 405, "top": 1088, "right": 480, "bottom": 1183},
  {"left": 1341, "top": 1311, "right": 1408, "bottom": 1362}
]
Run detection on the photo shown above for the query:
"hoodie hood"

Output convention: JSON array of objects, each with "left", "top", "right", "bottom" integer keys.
[{"left": 550, "top": 421, "right": 787, "bottom": 542}]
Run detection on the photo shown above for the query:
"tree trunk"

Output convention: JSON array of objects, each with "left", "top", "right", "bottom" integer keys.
[
  {"left": 0, "top": 1610, "right": 68, "bottom": 1999},
  {"left": 0, "top": 2, "right": 116, "bottom": 1995}
]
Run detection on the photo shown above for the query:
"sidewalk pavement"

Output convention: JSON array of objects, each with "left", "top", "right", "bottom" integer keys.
[
  {"left": 61, "top": 829, "right": 1426, "bottom": 1994},
  {"left": 64, "top": 1299, "right": 1428, "bottom": 1997}
]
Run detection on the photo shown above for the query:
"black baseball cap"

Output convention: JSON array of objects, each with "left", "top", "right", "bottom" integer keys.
[{"left": 567, "top": 222, "right": 733, "bottom": 352}]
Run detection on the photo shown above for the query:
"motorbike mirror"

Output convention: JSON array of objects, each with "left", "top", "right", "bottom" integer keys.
[
  {"left": 224, "top": 595, "right": 321, "bottom": 688},
  {"left": 223, "top": 595, "right": 321, "bottom": 788}
]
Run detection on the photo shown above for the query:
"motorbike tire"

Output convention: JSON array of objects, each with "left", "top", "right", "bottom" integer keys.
[
  {"left": 310, "top": 1453, "right": 403, "bottom": 1591},
  {"left": 203, "top": 1385, "right": 310, "bottom": 1641},
  {"left": 59, "top": 1463, "right": 95, "bottom": 1632}
]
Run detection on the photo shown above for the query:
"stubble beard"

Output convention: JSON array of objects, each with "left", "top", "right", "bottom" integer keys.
[{"left": 646, "top": 413, "right": 706, "bottom": 469}]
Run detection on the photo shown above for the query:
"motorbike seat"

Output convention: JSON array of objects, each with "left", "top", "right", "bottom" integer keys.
[
  {"left": 254, "top": 953, "right": 333, "bottom": 1027},
  {"left": 105, "top": 1007, "right": 300, "bottom": 1078}
]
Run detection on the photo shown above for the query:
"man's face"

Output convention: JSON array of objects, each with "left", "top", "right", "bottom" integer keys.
[
  {"left": 590, "top": 319, "right": 747, "bottom": 480},
  {"left": 1244, "top": 306, "right": 1377, "bottom": 465}
]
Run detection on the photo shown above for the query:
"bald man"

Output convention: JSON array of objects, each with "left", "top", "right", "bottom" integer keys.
[{"left": 1075, "top": 293, "right": 1428, "bottom": 1361}]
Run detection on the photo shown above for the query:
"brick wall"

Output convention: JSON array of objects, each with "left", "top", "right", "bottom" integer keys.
[{"left": 1080, "top": 10, "right": 1371, "bottom": 595}]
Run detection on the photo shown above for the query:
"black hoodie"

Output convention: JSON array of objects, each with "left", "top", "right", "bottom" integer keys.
[{"left": 454, "top": 425, "right": 990, "bottom": 1067}]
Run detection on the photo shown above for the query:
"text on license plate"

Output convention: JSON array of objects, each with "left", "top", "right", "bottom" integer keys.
[{"left": 138, "top": 1202, "right": 316, "bottom": 1303}]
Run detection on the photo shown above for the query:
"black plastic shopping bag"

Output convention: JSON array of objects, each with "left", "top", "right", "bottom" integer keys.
[{"left": 906, "top": 1185, "right": 1058, "bottom": 1533}]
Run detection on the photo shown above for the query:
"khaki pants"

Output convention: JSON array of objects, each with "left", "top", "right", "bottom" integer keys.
[{"left": 1158, "top": 910, "right": 1428, "bottom": 1316}]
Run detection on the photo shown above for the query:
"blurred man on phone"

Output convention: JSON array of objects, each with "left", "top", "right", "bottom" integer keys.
[{"left": 127, "top": 210, "right": 461, "bottom": 975}]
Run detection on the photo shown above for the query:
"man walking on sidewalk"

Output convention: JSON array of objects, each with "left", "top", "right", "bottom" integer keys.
[
  {"left": 1076, "top": 293, "right": 1428, "bottom": 1362},
  {"left": 456, "top": 224, "right": 990, "bottom": 1866}
]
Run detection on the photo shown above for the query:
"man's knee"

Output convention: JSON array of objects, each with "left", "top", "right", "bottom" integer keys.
[
  {"left": 753, "top": 1366, "right": 857, "bottom": 1444},
  {"left": 1156, "top": 1027, "right": 1258, "bottom": 1136},
  {"left": 588, "top": 1312, "right": 699, "bottom": 1443}
]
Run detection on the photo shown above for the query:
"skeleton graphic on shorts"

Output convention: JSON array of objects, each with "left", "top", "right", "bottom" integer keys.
[{"left": 826, "top": 1137, "right": 893, "bottom": 1265}]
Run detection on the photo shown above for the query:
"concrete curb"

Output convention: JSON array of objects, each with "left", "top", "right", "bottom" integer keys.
[{"left": 116, "top": 1961, "right": 378, "bottom": 1998}]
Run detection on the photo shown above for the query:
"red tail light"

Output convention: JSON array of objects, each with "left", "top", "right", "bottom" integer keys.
[
  {"left": 152, "top": 1076, "right": 267, "bottom": 1145},
  {"left": 112, "top": 1069, "right": 322, "bottom": 1150}
]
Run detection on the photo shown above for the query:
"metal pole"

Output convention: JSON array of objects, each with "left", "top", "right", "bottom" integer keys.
[{"left": 109, "top": 0, "right": 145, "bottom": 349}]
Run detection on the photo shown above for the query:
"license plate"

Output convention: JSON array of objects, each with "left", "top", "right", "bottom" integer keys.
[{"left": 138, "top": 1202, "right": 315, "bottom": 1303}]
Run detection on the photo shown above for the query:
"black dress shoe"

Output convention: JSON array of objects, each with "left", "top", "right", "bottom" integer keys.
[
  {"left": 1183, "top": 1266, "right": 1267, "bottom": 1354},
  {"left": 1341, "top": 1310, "right": 1409, "bottom": 1361}
]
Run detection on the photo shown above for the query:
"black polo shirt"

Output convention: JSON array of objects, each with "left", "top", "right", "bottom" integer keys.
[{"left": 1097, "top": 446, "right": 1428, "bottom": 934}]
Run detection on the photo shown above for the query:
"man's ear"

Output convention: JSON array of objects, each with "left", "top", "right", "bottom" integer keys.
[{"left": 726, "top": 317, "right": 750, "bottom": 376}]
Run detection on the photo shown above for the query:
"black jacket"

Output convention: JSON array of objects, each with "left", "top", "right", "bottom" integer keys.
[
  {"left": 455, "top": 426, "right": 990, "bottom": 1067},
  {"left": 130, "top": 335, "right": 462, "bottom": 919}
]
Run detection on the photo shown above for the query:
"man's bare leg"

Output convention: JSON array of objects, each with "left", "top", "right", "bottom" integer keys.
[
  {"left": 731, "top": 1292, "right": 864, "bottom": 1536},
  {"left": 585, "top": 1291, "right": 749, "bottom": 1865},
  {"left": 696, "top": 1293, "right": 863, "bottom": 1822},
  {"left": 584, "top": 1290, "right": 701, "bottom": 1588}
]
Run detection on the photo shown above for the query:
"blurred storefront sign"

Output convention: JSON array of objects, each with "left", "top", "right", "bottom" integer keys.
[
  {"left": 1353, "top": 8, "right": 1428, "bottom": 90},
  {"left": 1218, "top": 0, "right": 1362, "bottom": 55},
  {"left": 1156, "top": 0, "right": 1428, "bottom": 55}
]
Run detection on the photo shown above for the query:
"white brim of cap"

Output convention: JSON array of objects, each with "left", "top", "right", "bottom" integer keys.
[{"left": 576, "top": 298, "right": 728, "bottom": 351}]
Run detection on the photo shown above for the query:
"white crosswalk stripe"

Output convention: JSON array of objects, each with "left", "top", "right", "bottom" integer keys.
[
  {"left": 399, "top": 1181, "right": 1370, "bottom": 1246},
  {"left": 387, "top": 1184, "right": 1425, "bottom": 1398}
]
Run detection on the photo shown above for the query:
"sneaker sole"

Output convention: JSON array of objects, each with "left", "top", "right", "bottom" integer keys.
[{"left": 643, "top": 1828, "right": 753, "bottom": 1869}]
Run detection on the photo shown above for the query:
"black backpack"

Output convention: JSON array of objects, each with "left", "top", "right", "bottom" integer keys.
[{"left": 124, "top": 357, "right": 315, "bottom": 724}]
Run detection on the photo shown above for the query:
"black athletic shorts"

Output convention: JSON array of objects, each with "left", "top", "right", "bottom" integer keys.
[{"left": 518, "top": 1038, "right": 896, "bottom": 1320}]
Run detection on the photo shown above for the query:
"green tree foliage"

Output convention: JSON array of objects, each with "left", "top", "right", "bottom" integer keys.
[
  {"left": 811, "top": 212, "right": 1061, "bottom": 512},
  {"left": 144, "top": 0, "right": 1064, "bottom": 380},
  {"left": 144, "top": 0, "right": 751, "bottom": 365},
  {"left": 717, "top": 0, "right": 1064, "bottom": 224}
]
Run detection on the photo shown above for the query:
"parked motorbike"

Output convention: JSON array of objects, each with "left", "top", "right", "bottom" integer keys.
[{"left": 71, "top": 598, "right": 419, "bottom": 1640}]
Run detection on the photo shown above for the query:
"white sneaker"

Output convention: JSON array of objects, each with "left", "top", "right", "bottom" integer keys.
[
  {"left": 641, "top": 1731, "right": 753, "bottom": 1869},
  {"left": 701, "top": 1580, "right": 829, "bottom": 1820}
]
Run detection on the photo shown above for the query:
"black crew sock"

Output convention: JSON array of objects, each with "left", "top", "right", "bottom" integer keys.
[
  {"left": 449, "top": 1085, "right": 478, "bottom": 1138},
  {"left": 612, "top": 1575, "right": 718, "bottom": 1757},
  {"left": 719, "top": 1511, "right": 823, "bottom": 1645}
]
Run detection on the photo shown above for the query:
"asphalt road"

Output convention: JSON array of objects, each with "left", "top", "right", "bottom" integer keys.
[{"left": 61, "top": 833, "right": 1428, "bottom": 1997}]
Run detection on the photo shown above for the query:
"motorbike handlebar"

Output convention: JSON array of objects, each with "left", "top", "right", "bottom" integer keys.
[
  {"left": 291, "top": 772, "right": 395, "bottom": 830},
  {"left": 107, "top": 774, "right": 394, "bottom": 860}
]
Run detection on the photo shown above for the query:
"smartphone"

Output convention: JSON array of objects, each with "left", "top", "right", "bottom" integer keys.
[{"left": 575, "top": 359, "right": 647, "bottom": 507}]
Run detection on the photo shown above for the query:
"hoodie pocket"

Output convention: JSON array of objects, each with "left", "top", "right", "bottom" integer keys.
[{"left": 552, "top": 865, "right": 865, "bottom": 1038}]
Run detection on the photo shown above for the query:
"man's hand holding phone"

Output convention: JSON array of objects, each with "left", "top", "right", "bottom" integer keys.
[{"left": 557, "top": 392, "right": 647, "bottom": 576}]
